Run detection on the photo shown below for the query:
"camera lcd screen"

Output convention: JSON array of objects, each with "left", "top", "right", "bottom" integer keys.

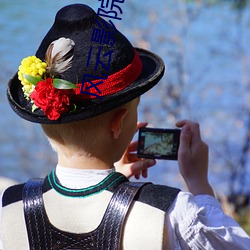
[{"left": 137, "top": 128, "right": 181, "bottom": 160}]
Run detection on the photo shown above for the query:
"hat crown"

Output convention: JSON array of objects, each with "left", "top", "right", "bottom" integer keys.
[
  {"left": 36, "top": 4, "right": 134, "bottom": 84},
  {"left": 55, "top": 4, "right": 95, "bottom": 26}
]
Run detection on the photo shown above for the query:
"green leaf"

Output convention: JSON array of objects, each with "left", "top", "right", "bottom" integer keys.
[
  {"left": 71, "top": 104, "right": 77, "bottom": 112},
  {"left": 23, "top": 74, "right": 42, "bottom": 86},
  {"left": 53, "top": 78, "right": 77, "bottom": 89},
  {"left": 32, "top": 104, "right": 39, "bottom": 112}
]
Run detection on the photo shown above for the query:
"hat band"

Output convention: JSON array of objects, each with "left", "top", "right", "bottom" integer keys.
[{"left": 75, "top": 49, "right": 143, "bottom": 99}]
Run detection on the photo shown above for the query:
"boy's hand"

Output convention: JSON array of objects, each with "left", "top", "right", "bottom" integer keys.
[
  {"left": 176, "top": 120, "right": 214, "bottom": 196},
  {"left": 114, "top": 122, "right": 156, "bottom": 179}
]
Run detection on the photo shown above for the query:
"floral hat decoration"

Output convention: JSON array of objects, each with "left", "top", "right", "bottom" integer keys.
[
  {"left": 7, "top": 4, "right": 165, "bottom": 124},
  {"left": 18, "top": 38, "right": 77, "bottom": 120}
]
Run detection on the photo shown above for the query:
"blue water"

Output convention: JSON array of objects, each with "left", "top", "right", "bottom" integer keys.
[{"left": 1, "top": 0, "right": 250, "bottom": 195}]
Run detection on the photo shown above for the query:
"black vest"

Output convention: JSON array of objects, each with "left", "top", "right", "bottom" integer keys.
[{"left": 3, "top": 173, "right": 180, "bottom": 250}]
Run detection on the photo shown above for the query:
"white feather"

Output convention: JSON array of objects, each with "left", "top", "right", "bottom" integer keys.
[
  {"left": 51, "top": 38, "right": 75, "bottom": 59},
  {"left": 45, "top": 37, "right": 75, "bottom": 76}
]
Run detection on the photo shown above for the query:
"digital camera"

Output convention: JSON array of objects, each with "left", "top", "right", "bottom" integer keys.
[{"left": 137, "top": 127, "right": 181, "bottom": 160}]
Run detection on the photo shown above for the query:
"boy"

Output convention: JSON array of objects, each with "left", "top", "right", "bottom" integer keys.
[{"left": 1, "top": 3, "right": 250, "bottom": 249}]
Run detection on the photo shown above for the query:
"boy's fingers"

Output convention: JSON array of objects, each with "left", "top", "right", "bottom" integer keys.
[
  {"left": 179, "top": 125, "right": 191, "bottom": 154},
  {"left": 142, "top": 169, "right": 148, "bottom": 178},
  {"left": 132, "top": 159, "right": 156, "bottom": 172},
  {"left": 176, "top": 120, "right": 187, "bottom": 127},
  {"left": 177, "top": 120, "right": 202, "bottom": 142},
  {"left": 136, "top": 122, "right": 148, "bottom": 132},
  {"left": 176, "top": 119, "right": 196, "bottom": 128},
  {"left": 126, "top": 122, "right": 148, "bottom": 153},
  {"left": 127, "top": 141, "right": 138, "bottom": 152},
  {"left": 134, "top": 173, "right": 140, "bottom": 179},
  {"left": 127, "top": 154, "right": 140, "bottom": 162},
  {"left": 190, "top": 122, "right": 202, "bottom": 143}
]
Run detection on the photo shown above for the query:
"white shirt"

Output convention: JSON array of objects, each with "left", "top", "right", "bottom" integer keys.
[{"left": 0, "top": 165, "right": 249, "bottom": 249}]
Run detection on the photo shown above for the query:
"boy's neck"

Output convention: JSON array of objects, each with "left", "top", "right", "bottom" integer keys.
[{"left": 57, "top": 152, "right": 114, "bottom": 170}]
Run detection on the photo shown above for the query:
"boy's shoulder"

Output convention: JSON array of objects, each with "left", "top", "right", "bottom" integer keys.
[
  {"left": 134, "top": 183, "right": 180, "bottom": 212},
  {"left": 2, "top": 183, "right": 25, "bottom": 207},
  {"left": 2, "top": 179, "right": 51, "bottom": 207}
]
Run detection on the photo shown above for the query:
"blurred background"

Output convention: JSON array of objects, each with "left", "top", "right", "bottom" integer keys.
[{"left": 0, "top": 0, "right": 250, "bottom": 231}]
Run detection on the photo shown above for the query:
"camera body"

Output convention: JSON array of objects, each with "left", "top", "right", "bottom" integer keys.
[{"left": 137, "top": 127, "right": 181, "bottom": 160}]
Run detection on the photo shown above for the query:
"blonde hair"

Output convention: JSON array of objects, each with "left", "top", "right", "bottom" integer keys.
[
  {"left": 41, "top": 111, "right": 112, "bottom": 156},
  {"left": 41, "top": 101, "right": 133, "bottom": 156}
]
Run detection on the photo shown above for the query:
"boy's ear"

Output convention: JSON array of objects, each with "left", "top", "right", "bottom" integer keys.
[{"left": 110, "top": 108, "right": 128, "bottom": 139}]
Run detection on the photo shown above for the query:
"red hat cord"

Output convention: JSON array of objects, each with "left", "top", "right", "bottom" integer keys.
[{"left": 75, "top": 49, "right": 142, "bottom": 100}]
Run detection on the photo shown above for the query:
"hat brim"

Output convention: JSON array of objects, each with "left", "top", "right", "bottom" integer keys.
[{"left": 7, "top": 48, "right": 165, "bottom": 124}]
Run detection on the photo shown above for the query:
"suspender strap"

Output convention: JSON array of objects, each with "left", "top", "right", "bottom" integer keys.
[
  {"left": 22, "top": 178, "right": 52, "bottom": 250},
  {"left": 99, "top": 181, "right": 147, "bottom": 249},
  {"left": 23, "top": 178, "right": 148, "bottom": 250}
]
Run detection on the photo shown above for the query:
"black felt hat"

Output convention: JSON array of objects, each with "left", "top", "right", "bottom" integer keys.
[{"left": 7, "top": 4, "right": 165, "bottom": 124}]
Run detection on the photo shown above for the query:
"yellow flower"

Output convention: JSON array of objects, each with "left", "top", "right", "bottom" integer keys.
[{"left": 18, "top": 56, "right": 47, "bottom": 98}]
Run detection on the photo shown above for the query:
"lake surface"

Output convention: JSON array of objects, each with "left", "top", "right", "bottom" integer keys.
[{"left": 1, "top": 0, "right": 250, "bottom": 195}]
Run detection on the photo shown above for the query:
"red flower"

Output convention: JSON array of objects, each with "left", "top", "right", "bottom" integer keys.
[
  {"left": 74, "top": 83, "right": 82, "bottom": 95},
  {"left": 30, "top": 78, "right": 71, "bottom": 120}
]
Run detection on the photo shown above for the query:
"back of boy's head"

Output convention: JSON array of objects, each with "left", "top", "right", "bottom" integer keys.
[
  {"left": 41, "top": 101, "right": 132, "bottom": 155},
  {"left": 41, "top": 110, "right": 111, "bottom": 155}
]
